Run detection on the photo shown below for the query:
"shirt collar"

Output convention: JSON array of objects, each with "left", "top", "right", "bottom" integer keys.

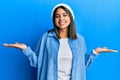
[{"left": 48, "top": 30, "right": 58, "bottom": 38}]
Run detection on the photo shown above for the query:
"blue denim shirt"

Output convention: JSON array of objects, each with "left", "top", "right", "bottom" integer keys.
[{"left": 23, "top": 30, "right": 97, "bottom": 80}]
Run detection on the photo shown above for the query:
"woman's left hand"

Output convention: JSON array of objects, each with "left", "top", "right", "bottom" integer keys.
[{"left": 94, "top": 47, "right": 118, "bottom": 54}]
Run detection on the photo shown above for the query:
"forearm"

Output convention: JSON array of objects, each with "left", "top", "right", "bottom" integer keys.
[
  {"left": 85, "top": 50, "right": 98, "bottom": 70},
  {"left": 22, "top": 47, "right": 38, "bottom": 67}
]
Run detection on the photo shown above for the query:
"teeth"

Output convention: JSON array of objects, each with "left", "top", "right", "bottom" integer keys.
[
  {"left": 60, "top": 23, "right": 64, "bottom": 25},
  {"left": 59, "top": 22, "right": 65, "bottom": 25}
]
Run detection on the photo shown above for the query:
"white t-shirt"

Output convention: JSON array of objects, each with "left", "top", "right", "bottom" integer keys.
[{"left": 58, "top": 38, "right": 73, "bottom": 80}]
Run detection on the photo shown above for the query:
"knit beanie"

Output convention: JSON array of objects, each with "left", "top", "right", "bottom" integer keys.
[{"left": 51, "top": 3, "right": 75, "bottom": 20}]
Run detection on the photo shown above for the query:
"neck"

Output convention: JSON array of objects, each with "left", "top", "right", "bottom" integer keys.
[{"left": 59, "top": 29, "right": 68, "bottom": 38}]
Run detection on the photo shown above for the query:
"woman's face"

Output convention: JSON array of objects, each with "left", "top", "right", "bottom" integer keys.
[{"left": 54, "top": 8, "right": 71, "bottom": 31}]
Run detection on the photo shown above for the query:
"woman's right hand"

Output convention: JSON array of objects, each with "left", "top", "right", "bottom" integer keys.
[{"left": 3, "top": 42, "right": 27, "bottom": 50}]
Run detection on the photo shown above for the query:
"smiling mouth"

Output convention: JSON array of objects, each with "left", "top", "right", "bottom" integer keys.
[{"left": 59, "top": 21, "right": 66, "bottom": 25}]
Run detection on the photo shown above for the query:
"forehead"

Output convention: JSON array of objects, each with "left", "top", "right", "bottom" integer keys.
[{"left": 55, "top": 8, "right": 68, "bottom": 14}]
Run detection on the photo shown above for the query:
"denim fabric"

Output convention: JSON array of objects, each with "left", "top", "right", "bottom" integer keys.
[{"left": 23, "top": 30, "right": 98, "bottom": 80}]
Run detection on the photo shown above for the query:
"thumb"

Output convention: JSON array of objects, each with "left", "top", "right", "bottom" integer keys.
[
  {"left": 103, "top": 46, "right": 107, "bottom": 49},
  {"left": 15, "top": 42, "right": 19, "bottom": 44}
]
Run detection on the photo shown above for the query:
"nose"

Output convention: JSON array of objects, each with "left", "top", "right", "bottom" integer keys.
[{"left": 59, "top": 15, "right": 63, "bottom": 20}]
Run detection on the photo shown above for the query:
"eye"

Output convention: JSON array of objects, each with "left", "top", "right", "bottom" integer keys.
[
  {"left": 55, "top": 15, "right": 60, "bottom": 18},
  {"left": 63, "top": 14, "right": 67, "bottom": 17}
]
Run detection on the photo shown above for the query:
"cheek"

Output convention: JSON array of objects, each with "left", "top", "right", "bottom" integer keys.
[
  {"left": 55, "top": 19, "right": 58, "bottom": 23},
  {"left": 66, "top": 17, "right": 71, "bottom": 23},
  {"left": 67, "top": 19, "right": 71, "bottom": 24}
]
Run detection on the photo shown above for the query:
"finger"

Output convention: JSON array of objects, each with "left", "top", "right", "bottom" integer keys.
[
  {"left": 109, "top": 49, "right": 118, "bottom": 52},
  {"left": 15, "top": 42, "right": 19, "bottom": 44},
  {"left": 3, "top": 43, "right": 9, "bottom": 46},
  {"left": 3, "top": 43, "right": 14, "bottom": 47}
]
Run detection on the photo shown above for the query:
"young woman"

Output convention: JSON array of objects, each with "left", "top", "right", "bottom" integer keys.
[{"left": 3, "top": 3, "right": 118, "bottom": 80}]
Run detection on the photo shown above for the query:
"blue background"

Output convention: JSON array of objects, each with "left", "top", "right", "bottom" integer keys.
[{"left": 0, "top": 0, "right": 120, "bottom": 80}]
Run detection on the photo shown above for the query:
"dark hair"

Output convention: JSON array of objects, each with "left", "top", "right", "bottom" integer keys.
[{"left": 52, "top": 6, "right": 77, "bottom": 40}]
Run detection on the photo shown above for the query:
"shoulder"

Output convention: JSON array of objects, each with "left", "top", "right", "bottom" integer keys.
[
  {"left": 40, "top": 32, "right": 48, "bottom": 39},
  {"left": 76, "top": 33, "right": 85, "bottom": 41},
  {"left": 76, "top": 33, "right": 86, "bottom": 47},
  {"left": 41, "top": 29, "right": 55, "bottom": 39}
]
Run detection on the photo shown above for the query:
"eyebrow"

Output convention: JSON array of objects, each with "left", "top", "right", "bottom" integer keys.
[{"left": 55, "top": 13, "right": 68, "bottom": 15}]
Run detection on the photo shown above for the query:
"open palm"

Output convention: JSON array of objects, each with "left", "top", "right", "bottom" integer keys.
[
  {"left": 94, "top": 47, "right": 118, "bottom": 54},
  {"left": 3, "top": 42, "right": 27, "bottom": 50}
]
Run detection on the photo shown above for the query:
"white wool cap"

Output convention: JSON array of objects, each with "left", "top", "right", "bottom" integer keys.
[{"left": 51, "top": 3, "right": 75, "bottom": 20}]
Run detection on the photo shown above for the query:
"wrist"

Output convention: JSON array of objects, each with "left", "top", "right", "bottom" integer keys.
[
  {"left": 93, "top": 49, "right": 99, "bottom": 54},
  {"left": 21, "top": 46, "right": 27, "bottom": 50}
]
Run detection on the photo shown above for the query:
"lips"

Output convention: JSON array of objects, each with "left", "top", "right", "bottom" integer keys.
[{"left": 59, "top": 21, "right": 66, "bottom": 25}]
